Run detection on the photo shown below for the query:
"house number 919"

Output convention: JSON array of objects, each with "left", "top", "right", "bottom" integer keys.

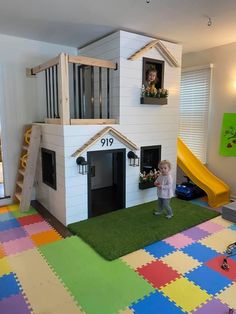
[{"left": 101, "top": 138, "right": 114, "bottom": 146}]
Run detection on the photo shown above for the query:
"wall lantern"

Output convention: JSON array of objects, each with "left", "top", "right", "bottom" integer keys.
[
  {"left": 76, "top": 156, "right": 88, "bottom": 175},
  {"left": 127, "top": 151, "right": 139, "bottom": 167}
]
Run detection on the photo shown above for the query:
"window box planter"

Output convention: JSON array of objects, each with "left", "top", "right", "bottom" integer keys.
[
  {"left": 140, "top": 97, "right": 167, "bottom": 105},
  {"left": 139, "top": 181, "right": 155, "bottom": 189}
]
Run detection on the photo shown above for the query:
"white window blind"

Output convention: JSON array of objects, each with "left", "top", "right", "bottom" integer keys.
[{"left": 179, "top": 65, "right": 212, "bottom": 163}]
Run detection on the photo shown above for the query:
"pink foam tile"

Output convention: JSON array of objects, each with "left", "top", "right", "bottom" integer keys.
[
  {"left": 23, "top": 221, "right": 52, "bottom": 235},
  {"left": 2, "top": 237, "right": 35, "bottom": 255},
  {"left": 197, "top": 220, "right": 224, "bottom": 234},
  {"left": 164, "top": 233, "right": 194, "bottom": 249}
]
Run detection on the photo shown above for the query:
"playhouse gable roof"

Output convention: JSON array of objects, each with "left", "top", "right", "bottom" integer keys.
[
  {"left": 71, "top": 126, "right": 138, "bottom": 157},
  {"left": 128, "top": 39, "right": 179, "bottom": 67}
]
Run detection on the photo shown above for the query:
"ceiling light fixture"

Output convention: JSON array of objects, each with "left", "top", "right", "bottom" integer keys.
[
  {"left": 204, "top": 15, "right": 212, "bottom": 27},
  {"left": 207, "top": 17, "right": 212, "bottom": 27},
  {"left": 146, "top": 0, "right": 151, "bottom": 3}
]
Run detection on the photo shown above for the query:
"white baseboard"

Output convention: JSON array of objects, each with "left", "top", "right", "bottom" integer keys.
[{"left": 0, "top": 197, "right": 13, "bottom": 207}]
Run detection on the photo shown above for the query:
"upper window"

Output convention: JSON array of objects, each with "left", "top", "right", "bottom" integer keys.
[{"left": 179, "top": 65, "right": 213, "bottom": 163}]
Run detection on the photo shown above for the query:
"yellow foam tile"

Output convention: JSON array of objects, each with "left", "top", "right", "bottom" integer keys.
[
  {"left": 8, "top": 248, "right": 83, "bottom": 314},
  {"left": 210, "top": 216, "right": 234, "bottom": 227},
  {"left": 161, "top": 251, "right": 201, "bottom": 274},
  {"left": 161, "top": 277, "right": 211, "bottom": 312},
  {"left": 0, "top": 257, "right": 12, "bottom": 276},
  {"left": 121, "top": 249, "right": 156, "bottom": 269},
  {"left": 119, "top": 308, "right": 134, "bottom": 314},
  {"left": 217, "top": 282, "right": 236, "bottom": 309},
  {"left": 200, "top": 229, "right": 236, "bottom": 253},
  {"left": 7, "top": 204, "right": 19, "bottom": 212}
]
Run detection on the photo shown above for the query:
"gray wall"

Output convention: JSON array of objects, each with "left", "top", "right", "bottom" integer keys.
[
  {"left": 0, "top": 33, "right": 77, "bottom": 203},
  {"left": 183, "top": 42, "right": 236, "bottom": 199}
]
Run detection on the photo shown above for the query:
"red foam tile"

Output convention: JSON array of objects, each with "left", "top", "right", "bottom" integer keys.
[
  {"left": 17, "top": 214, "right": 44, "bottom": 226},
  {"left": 206, "top": 255, "right": 236, "bottom": 281},
  {"left": 137, "top": 259, "right": 180, "bottom": 289}
]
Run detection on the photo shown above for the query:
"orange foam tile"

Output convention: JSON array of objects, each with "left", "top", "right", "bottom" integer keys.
[
  {"left": 0, "top": 244, "right": 6, "bottom": 258},
  {"left": 30, "top": 229, "right": 62, "bottom": 246},
  {"left": 0, "top": 206, "right": 9, "bottom": 214}
]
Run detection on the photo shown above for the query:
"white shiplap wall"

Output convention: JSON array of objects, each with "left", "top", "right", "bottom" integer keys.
[
  {"left": 35, "top": 124, "right": 67, "bottom": 224},
  {"left": 37, "top": 30, "right": 182, "bottom": 226}
]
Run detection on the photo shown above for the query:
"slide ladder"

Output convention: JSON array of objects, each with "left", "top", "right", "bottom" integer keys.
[
  {"left": 14, "top": 125, "right": 41, "bottom": 211},
  {"left": 177, "top": 137, "right": 230, "bottom": 208}
]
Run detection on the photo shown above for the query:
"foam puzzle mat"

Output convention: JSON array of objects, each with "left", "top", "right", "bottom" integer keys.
[{"left": 0, "top": 200, "right": 236, "bottom": 314}]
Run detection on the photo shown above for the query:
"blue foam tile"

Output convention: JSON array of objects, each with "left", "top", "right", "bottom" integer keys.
[
  {"left": 144, "top": 240, "right": 175, "bottom": 259},
  {"left": 0, "top": 212, "right": 14, "bottom": 222},
  {"left": 0, "top": 219, "right": 20, "bottom": 232},
  {"left": 185, "top": 265, "right": 232, "bottom": 295},
  {"left": 0, "top": 273, "right": 21, "bottom": 300},
  {"left": 230, "top": 254, "right": 236, "bottom": 261},
  {"left": 181, "top": 242, "right": 219, "bottom": 263},
  {"left": 229, "top": 224, "right": 236, "bottom": 231},
  {"left": 130, "top": 290, "right": 185, "bottom": 314}
]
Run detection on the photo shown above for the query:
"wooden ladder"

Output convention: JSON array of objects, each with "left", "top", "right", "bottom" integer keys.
[{"left": 15, "top": 125, "right": 41, "bottom": 212}]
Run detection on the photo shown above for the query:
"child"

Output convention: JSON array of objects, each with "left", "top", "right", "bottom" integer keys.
[
  {"left": 146, "top": 67, "right": 159, "bottom": 87},
  {"left": 153, "top": 160, "right": 174, "bottom": 219}
]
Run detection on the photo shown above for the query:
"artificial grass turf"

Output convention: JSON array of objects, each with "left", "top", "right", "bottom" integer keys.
[{"left": 68, "top": 198, "right": 220, "bottom": 261}]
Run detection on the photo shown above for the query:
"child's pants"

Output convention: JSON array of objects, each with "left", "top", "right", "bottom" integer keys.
[{"left": 158, "top": 198, "right": 173, "bottom": 216}]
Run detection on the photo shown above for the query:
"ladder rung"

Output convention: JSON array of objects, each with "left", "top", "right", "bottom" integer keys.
[
  {"left": 15, "top": 192, "right": 22, "bottom": 202},
  {"left": 18, "top": 169, "right": 25, "bottom": 176},
  {"left": 16, "top": 180, "right": 23, "bottom": 189},
  {"left": 22, "top": 145, "right": 29, "bottom": 151}
]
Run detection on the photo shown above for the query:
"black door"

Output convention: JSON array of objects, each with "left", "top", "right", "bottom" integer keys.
[{"left": 87, "top": 149, "right": 125, "bottom": 217}]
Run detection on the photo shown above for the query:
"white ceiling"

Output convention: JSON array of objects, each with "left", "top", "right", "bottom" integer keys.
[{"left": 1, "top": 0, "right": 236, "bottom": 53}]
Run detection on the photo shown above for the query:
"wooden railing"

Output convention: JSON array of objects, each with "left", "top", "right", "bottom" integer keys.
[{"left": 27, "top": 53, "right": 117, "bottom": 125}]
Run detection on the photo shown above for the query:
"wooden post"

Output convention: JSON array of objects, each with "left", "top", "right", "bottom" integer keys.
[{"left": 58, "top": 53, "right": 70, "bottom": 125}]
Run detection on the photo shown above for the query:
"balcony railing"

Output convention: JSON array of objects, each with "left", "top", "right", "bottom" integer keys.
[{"left": 27, "top": 53, "right": 118, "bottom": 125}]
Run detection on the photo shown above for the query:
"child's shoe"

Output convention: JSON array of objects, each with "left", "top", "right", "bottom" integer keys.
[
  {"left": 153, "top": 211, "right": 163, "bottom": 215},
  {"left": 166, "top": 214, "right": 173, "bottom": 219}
]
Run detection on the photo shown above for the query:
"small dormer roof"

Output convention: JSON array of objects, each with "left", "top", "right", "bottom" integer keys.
[
  {"left": 128, "top": 39, "right": 179, "bottom": 67},
  {"left": 71, "top": 126, "right": 138, "bottom": 157}
]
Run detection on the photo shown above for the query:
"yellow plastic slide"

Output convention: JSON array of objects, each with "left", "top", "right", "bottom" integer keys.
[{"left": 177, "top": 137, "right": 230, "bottom": 208}]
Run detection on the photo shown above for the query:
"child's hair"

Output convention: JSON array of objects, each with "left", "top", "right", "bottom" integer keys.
[{"left": 158, "top": 159, "right": 171, "bottom": 169}]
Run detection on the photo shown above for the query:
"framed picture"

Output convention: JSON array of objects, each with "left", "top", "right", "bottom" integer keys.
[{"left": 142, "top": 57, "right": 164, "bottom": 89}]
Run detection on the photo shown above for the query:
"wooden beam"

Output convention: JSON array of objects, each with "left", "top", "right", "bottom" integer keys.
[
  {"left": 68, "top": 55, "right": 117, "bottom": 70},
  {"left": 44, "top": 118, "right": 61, "bottom": 124},
  {"left": 155, "top": 41, "right": 180, "bottom": 67},
  {"left": 29, "top": 56, "right": 60, "bottom": 75},
  {"left": 58, "top": 53, "right": 70, "bottom": 125},
  {"left": 71, "top": 119, "right": 117, "bottom": 125},
  {"left": 19, "top": 125, "right": 41, "bottom": 211},
  {"left": 127, "top": 40, "right": 159, "bottom": 61}
]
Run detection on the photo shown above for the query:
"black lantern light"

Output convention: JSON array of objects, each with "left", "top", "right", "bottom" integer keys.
[
  {"left": 76, "top": 156, "right": 88, "bottom": 175},
  {"left": 127, "top": 151, "right": 139, "bottom": 167}
]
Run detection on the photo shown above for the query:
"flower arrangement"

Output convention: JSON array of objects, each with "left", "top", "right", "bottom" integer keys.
[
  {"left": 141, "top": 84, "right": 168, "bottom": 98},
  {"left": 139, "top": 169, "right": 160, "bottom": 183}
]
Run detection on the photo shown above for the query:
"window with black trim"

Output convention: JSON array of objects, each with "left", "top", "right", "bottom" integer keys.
[
  {"left": 140, "top": 145, "right": 161, "bottom": 173},
  {"left": 41, "top": 148, "right": 57, "bottom": 190}
]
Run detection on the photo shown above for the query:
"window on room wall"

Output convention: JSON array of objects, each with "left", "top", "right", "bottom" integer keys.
[{"left": 179, "top": 64, "right": 213, "bottom": 163}]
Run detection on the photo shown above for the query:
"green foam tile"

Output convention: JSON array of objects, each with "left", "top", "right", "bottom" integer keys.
[
  {"left": 12, "top": 206, "right": 37, "bottom": 218},
  {"left": 39, "top": 236, "right": 154, "bottom": 314}
]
